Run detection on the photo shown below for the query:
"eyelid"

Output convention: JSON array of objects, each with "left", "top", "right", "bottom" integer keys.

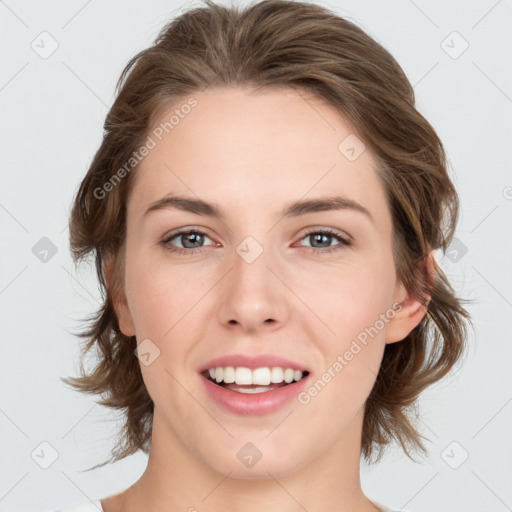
[
  {"left": 162, "top": 225, "right": 213, "bottom": 239},
  {"left": 299, "top": 226, "right": 352, "bottom": 243}
]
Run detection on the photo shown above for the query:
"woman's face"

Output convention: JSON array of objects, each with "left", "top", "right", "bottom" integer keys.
[{"left": 113, "top": 86, "right": 422, "bottom": 478}]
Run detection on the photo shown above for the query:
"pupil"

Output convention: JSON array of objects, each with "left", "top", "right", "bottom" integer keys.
[
  {"left": 312, "top": 233, "right": 330, "bottom": 248},
  {"left": 183, "top": 232, "right": 202, "bottom": 248}
]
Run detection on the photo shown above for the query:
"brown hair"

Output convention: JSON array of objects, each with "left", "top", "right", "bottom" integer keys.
[{"left": 64, "top": 0, "right": 472, "bottom": 468}]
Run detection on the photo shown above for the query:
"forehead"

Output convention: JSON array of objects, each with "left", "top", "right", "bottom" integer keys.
[{"left": 128, "top": 86, "right": 390, "bottom": 226}]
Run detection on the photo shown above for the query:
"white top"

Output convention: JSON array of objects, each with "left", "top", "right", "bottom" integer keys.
[
  {"left": 55, "top": 502, "right": 102, "bottom": 511},
  {"left": 54, "top": 498, "right": 406, "bottom": 511}
]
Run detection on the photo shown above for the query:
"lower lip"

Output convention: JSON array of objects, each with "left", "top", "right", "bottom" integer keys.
[{"left": 200, "top": 374, "right": 310, "bottom": 416}]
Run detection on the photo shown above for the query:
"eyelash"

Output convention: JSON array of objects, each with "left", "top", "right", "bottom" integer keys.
[{"left": 161, "top": 227, "right": 352, "bottom": 256}]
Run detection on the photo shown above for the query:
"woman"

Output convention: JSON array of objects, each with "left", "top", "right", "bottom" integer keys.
[{"left": 58, "top": 0, "right": 471, "bottom": 510}]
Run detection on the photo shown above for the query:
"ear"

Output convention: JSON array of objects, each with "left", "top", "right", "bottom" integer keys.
[
  {"left": 105, "top": 255, "right": 136, "bottom": 337},
  {"left": 385, "top": 251, "right": 435, "bottom": 344}
]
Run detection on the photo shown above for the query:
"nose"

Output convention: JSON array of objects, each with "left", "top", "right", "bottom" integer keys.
[{"left": 216, "top": 239, "right": 290, "bottom": 334}]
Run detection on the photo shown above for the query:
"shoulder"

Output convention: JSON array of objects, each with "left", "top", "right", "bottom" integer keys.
[
  {"left": 371, "top": 499, "right": 409, "bottom": 512},
  {"left": 52, "top": 500, "right": 103, "bottom": 512}
]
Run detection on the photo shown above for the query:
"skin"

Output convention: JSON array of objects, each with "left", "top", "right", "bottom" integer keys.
[{"left": 103, "top": 86, "right": 431, "bottom": 512}]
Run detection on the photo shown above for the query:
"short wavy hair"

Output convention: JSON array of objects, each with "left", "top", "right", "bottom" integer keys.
[{"left": 64, "top": 0, "right": 472, "bottom": 468}]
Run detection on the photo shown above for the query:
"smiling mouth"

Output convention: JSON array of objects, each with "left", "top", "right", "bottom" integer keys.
[{"left": 200, "top": 369, "right": 310, "bottom": 394}]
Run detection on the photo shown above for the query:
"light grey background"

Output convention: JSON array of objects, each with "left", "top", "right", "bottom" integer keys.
[{"left": 1, "top": 1, "right": 511, "bottom": 511}]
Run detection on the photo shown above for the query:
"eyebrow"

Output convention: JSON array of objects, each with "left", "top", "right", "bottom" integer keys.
[{"left": 143, "top": 193, "right": 373, "bottom": 222}]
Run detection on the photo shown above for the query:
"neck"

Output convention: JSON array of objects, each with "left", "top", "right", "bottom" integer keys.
[{"left": 112, "top": 407, "right": 380, "bottom": 512}]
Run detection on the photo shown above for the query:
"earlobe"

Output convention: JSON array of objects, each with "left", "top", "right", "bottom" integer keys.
[
  {"left": 105, "top": 255, "right": 136, "bottom": 337},
  {"left": 385, "top": 252, "right": 434, "bottom": 344}
]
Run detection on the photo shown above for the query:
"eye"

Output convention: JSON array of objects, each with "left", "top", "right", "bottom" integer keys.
[
  {"left": 161, "top": 228, "right": 216, "bottom": 255},
  {"left": 161, "top": 227, "right": 352, "bottom": 256},
  {"left": 296, "top": 228, "right": 352, "bottom": 254}
]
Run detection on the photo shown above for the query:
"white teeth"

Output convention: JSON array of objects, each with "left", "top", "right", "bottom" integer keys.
[
  {"left": 283, "top": 368, "right": 294, "bottom": 383},
  {"left": 271, "top": 367, "right": 284, "bottom": 383},
  {"left": 232, "top": 386, "right": 280, "bottom": 394},
  {"left": 252, "top": 367, "right": 271, "bottom": 385},
  {"left": 207, "top": 366, "right": 306, "bottom": 385},
  {"left": 235, "top": 367, "right": 252, "bottom": 385},
  {"left": 223, "top": 366, "right": 235, "bottom": 383}
]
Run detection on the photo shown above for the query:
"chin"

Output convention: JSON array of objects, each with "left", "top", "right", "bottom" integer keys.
[{"left": 200, "top": 440, "right": 312, "bottom": 480}]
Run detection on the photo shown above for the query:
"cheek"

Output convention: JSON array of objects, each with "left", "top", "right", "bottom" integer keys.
[
  {"left": 301, "top": 255, "right": 396, "bottom": 340},
  {"left": 296, "top": 252, "right": 395, "bottom": 408},
  {"left": 298, "top": 270, "right": 392, "bottom": 416},
  {"left": 125, "top": 252, "right": 207, "bottom": 337}
]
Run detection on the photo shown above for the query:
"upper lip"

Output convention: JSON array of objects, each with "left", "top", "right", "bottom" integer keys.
[{"left": 198, "top": 354, "right": 310, "bottom": 373}]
